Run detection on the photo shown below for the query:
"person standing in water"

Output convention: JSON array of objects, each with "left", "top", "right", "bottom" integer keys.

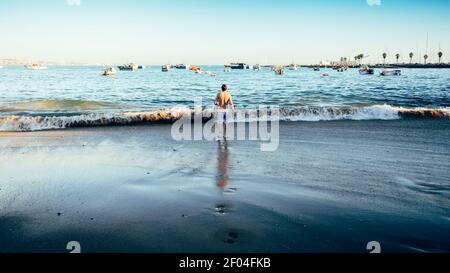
[{"left": 215, "top": 84, "right": 234, "bottom": 139}]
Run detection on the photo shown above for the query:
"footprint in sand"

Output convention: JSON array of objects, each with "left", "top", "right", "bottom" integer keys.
[
  {"left": 223, "top": 231, "right": 239, "bottom": 245},
  {"left": 214, "top": 203, "right": 232, "bottom": 215}
]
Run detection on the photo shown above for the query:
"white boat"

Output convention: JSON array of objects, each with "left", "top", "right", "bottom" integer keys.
[
  {"left": 288, "top": 64, "right": 298, "bottom": 70},
  {"left": 162, "top": 65, "right": 172, "bottom": 72},
  {"left": 102, "top": 67, "right": 117, "bottom": 76},
  {"left": 380, "top": 69, "right": 401, "bottom": 76},
  {"left": 274, "top": 66, "right": 285, "bottom": 75},
  {"left": 25, "top": 64, "right": 48, "bottom": 70},
  {"left": 230, "top": 63, "right": 247, "bottom": 69},
  {"left": 359, "top": 65, "right": 374, "bottom": 75},
  {"left": 0, "top": 65, "right": 3, "bottom": 69},
  {"left": 118, "top": 63, "right": 137, "bottom": 71},
  {"left": 253, "top": 64, "right": 261, "bottom": 71},
  {"left": 174, "top": 64, "right": 189, "bottom": 69}
]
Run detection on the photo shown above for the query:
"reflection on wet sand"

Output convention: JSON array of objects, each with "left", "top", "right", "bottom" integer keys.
[
  {"left": 214, "top": 140, "right": 233, "bottom": 215},
  {"left": 216, "top": 140, "right": 230, "bottom": 191}
]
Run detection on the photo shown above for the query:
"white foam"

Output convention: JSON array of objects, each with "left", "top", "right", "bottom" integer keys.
[
  {"left": 280, "top": 105, "right": 401, "bottom": 121},
  {"left": 1, "top": 105, "right": 449, "bottom": 132}
]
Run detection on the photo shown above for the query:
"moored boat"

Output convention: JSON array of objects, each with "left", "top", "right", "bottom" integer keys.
[
  {"left": 230, "top": 63, "right": 247, "bottom": 69},
  {"left": 102, "top": 67, "right": 117, "bottom": 76},
  {"left": 162, "top": 65, "right": 172, "bottom": 72},
  {"left": 380, "top": 69, "right": 401, "bottom": 76},
  {"left": 288, "top": 64, "right": 299, "bottom": 70},
  {"left": 359, "top": 65, "right": 374, "bottom": 75},
  {"left": 118, "top": 63, "right": 137, "bottom": 71},
  {"left": 25, "top": 64, "right": 48, "bottom": 70},
  {"left": 174, "top": 64, "right": 189, "bottom": 69},
  {"left": 190, "top": 65, "right": 202, "bottom": 73},
  {"left": 273, "top": 66, "right": 285, "bottom": 75}
]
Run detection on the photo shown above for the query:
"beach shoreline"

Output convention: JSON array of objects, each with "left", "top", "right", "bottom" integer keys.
[{"left": 1, "top": 120, "right": 449, "bottom": 253}]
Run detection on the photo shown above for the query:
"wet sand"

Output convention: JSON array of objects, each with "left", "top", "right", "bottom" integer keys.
[{"left": 0, "top": 120, "right": 449, "bottom": 253}]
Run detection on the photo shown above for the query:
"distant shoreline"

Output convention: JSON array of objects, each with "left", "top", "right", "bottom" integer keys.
[
  {"left": 302, "top": 63, "right": 450, "bottom": 69},
  {"left": 1, "top": 63, "right": 450, "bottom": 68}
]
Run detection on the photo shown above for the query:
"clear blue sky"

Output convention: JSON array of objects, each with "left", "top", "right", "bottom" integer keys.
[{"left": 0, "top": 0, "right": 449, "bottom": 64}]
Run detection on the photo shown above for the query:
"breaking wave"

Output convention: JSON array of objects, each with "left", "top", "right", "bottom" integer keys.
[{"left": 0, "top": 105, "right": 449, "bottom": 132}]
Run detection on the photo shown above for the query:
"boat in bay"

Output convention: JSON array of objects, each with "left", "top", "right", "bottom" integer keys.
[
  {"left": 359, "top": 65, "right": 374, "bottom": 75},
  {"left": 25, "top": 64, "right": 48, "bottom": 70},
  {"left": 102, "top": 67, "right": 117, "bottom": 76},
  {"left": 380, "top": 69, "right": 401, "bottom": 76},
  {"left": 117, "top": 63, "right": 137, "bottom": 71}
]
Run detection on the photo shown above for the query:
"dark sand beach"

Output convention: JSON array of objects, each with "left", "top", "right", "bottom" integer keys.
[{"left": 1, "top": 120, "right": 449, "bottom": 253}]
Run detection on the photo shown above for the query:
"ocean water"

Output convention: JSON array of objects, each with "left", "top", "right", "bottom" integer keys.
[{"left": 0, "top": 66, "right": 449, "bottom": 131}]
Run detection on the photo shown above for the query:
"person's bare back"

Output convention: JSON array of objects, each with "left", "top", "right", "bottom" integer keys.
[{"left": 215, "top": 84, "right": 234, "bottom": 110}]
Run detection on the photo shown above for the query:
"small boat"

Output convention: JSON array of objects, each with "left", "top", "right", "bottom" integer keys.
[
  {"left": 102, "top": 67, "right": 117, "bottom": 76},
  {"left": 162, "top": 65, "right": 172, "bottom": 72},
  {"left": 359, "top": 65, "right": 374, "bottom": 75},
  {"left": 174, "top": 64, "right": 189, "bottom": 69},
  {"left": 230, "top": 63, "right": 247, "bottom": 70},
  {"left": 337, "top": 67, "right": 344, "bottom": 72},
  {"left": 138, "top": 65, "right": 145, "bottom": 69},
  {"left": 0, "top": 65, "right": 3, "bottom": 69},
  {"left": 190, "top": 65, "right": 201, "bottom": 72},
  {"left": 322, "top": 73, "right": 329, "bottom": 77},
  {"left": 253, "top": 64, "right": 261, "bottom": 71},
  {"left": 274, "top": 66, "right": 285, "bottom": 75},
  {"left": 380, "top": 69, "right": 401, "bottom": 76},
  {"left": 118, "top": 63, "right": 137, "bottom": 71},
  {"left": 25, "top": 64, "right": 48, "bottom": 70},
  {"left": 288, "top": 64, "right": 299, "bottom": 70},
  {"left": 313, "top": 67, "right": 320, "bottom": 71},
  {"left": 224, "top": 65, "right": 231, "bottom": 72}
]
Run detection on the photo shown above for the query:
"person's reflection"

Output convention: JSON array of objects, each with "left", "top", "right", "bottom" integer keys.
[
  {"left": 216, "top": 140, "right": 230, "bottom": 192},
  {"left": 214, "top": 140, "right": 233, "bottom": 215}
]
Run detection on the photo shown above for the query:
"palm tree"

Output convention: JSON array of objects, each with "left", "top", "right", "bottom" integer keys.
[
  {"left": 409, "top": 52, "right": 414, "bottom": 63},
  {"left": 438, "top": 51, "right": 443, "bottom": 64},
  {"left": 382, "top": 52, "right": 387, "bottom": 65},
  {"left": 395, "top": 53, "right": 400, "bottom": 64},
  {"left": 424, "top": 54, "right": 428, "bottom": 64}
]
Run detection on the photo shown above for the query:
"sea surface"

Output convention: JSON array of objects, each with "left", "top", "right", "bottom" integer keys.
[{"left": 0, "top": 66, "right": 449, "bottom": 131}]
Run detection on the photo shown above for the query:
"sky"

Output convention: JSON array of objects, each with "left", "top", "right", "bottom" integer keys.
[{"left": 0, "top": 0, "right": 449, "bottom": 64}]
